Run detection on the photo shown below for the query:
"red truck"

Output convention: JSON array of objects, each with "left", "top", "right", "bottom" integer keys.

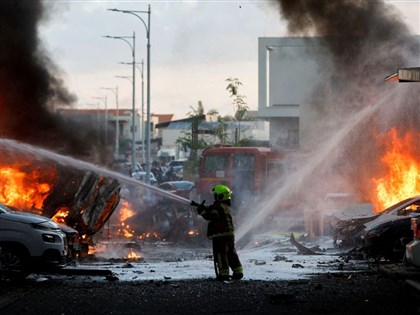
[{"left": 196, "top": 146, "right": 286, "bottom": 210}]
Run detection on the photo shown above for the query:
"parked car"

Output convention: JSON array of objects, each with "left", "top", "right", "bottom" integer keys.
[
  {"left": 332, "top": 195, "right": 420, "bottom": 261},
  {"left": 0, "top": 203, "right": 68, "bottom": 280},
  {"left": 158, "top": 181, "right": 196, "bottom": 200},
  {"left": 162, "top": 166, "right": 183, "bottom": 182},
  {"left": 132, "top": 171, "right": 158, "bottom": 186},
  {"left": 168, "top": 159, "right": 187, "bottom": 167}
]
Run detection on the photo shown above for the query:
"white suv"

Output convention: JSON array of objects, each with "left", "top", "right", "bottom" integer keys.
[{"left": 0, "top": 203, "right": 67, "bottom": 280}]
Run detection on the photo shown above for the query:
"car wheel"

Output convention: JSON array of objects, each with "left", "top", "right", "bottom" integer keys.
[{"left": 0, "top": 245, "right": 30, "bottom": 281}]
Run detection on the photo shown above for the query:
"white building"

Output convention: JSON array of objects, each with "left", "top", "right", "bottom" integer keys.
[
  {"left": 258, "top": 37, "right": 330, "bottom": 149},
  {"left": 155, "top": 112, "right": 270, "bottom": 161}
]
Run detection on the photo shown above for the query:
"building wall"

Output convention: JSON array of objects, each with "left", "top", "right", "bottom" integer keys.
[
  {"left": 258, "top": 37, "right": 329, "bottom": 147},
  {"left": 269, "top": 117, "right": 299, "bottom": 149},
  {"left": 231, "top": 120, "right": 270, "bottom": 143},
  {"left": 160, "top": 128, "right": 184, "bottom": 160},
  {"left": 156, "top": 119, "right": 270, "bottom": 161}
]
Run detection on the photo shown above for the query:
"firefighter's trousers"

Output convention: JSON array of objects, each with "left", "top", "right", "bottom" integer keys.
[{"left": 212, "top": 235, "right": 243, "bottom": 278}]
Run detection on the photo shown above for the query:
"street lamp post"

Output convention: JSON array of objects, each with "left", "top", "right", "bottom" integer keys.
[
  {"left": 114, "top": 75, "right": 139, "bottom": 164},
  {"left": 86, "top": 103, "right": 100, "bottom": 146},
  {"left": 92, "top": 96, "right": 108, "bottom": 146},
  {"left": 119, "top": 60, "right": 145, "bottom": 164},
  {"left": 101, "top": 86, "right": 119, "bottom": 159},
  {"left": 108, "top": 5, "right": 151, "bottom": 184},
  {"left": 104, "top": 33, "right": 136, "bottom": 175}
]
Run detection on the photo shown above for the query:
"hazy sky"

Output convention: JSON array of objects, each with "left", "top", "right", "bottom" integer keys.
[{"left": 39, "top": 1, "right": 420, "bottom": 119}]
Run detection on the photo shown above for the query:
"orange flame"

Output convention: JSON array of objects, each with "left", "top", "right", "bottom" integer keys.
[
  {"left": 138, "top": 232, "right": 160, "bottom": 240},
  {"left": 372, "top": 128, "right": 420, "bottom": 212},
  {"left": 0, "top": 163, "right": 56, "bottom": 210},
  {"left": 52, "top": 207, "right": 70, "bottom": 224},
  {"left": 187, "top": 229, "right": 199, "bottom": 236},
  {"left": 119, "top": 200, "right": 135, "bottom": 222},
  {"left": 116, "top": 200, "right": 136, "bottom": 238},
  {"left": 125, "top": 248, "right": 141, "bottom": 260}
]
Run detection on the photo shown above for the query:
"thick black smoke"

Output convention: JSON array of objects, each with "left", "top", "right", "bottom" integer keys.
[
  {"left": 273, "top": 1, "right": 420, "bottom": 202},
  {"left": 0, "top": 0, "right": 94, "bottom": 157},
  {"left": 277, "top": 0, "right": 419, "bottom": 114}
]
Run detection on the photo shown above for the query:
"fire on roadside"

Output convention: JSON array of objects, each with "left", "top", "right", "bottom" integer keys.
[
  {"left": 52, "top": 207, "right": 70, "bottom": 223},
  {"left": 371, "top": 128, "right": 420, "bottom": 212},
  {"left": 113, "top": 201, "right": 162, "bottom": 241},
  {"left": 116, "top": 200, "right": 136, "bottom": 238},
  {"left": 187, "top": 229, "right": 199, "bottom": 236},
  {"left": 0, "top": 127, "right": 418, "bottom": 245},
  {"left": 138, "top": 232, "right": 160, "bottom": 240},
  {"left": 125, "top": 248, "right": 142, "bottom": 261},
  {"left": 0, "top": 161, "right": 56, "bottom": 211}
]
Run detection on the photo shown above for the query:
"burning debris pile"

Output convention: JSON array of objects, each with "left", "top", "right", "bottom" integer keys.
[
  {"left": 0, "top": 143, "right": 121, "bottom": 255},
  {"left": 103, "top": 196, "right": 207, "bottom": 244},
  {"left": 76, "top": 189, "right": 207, "bottom": 262}
]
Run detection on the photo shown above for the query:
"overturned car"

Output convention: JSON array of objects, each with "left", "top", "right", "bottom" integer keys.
[{"left": 332, "top": 196, "right": 420, "bottom": 261}]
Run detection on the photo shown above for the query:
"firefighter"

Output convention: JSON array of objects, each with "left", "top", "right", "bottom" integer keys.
[{"left": 191, "top": 184, "right": 243, "bottom": 281}]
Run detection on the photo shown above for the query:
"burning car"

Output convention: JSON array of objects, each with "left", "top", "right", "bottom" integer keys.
[
  {"left": 0, "top": 145, "right": 121, "bottom": 258},
  {"left": 363, "top": 196, "right": 420, "bottom": 261},
  {"left": 333, "top": 196, "right": 420, "bottom": 261}
]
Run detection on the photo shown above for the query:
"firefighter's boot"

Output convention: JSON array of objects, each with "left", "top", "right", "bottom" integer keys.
[{"left": 232, "top": 272, "right": 243, "bottom": 280}]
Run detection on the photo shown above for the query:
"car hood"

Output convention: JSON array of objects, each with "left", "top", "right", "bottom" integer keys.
[
  {"left": 0, "top": 210, "right": 54, "bottom": 225},
  {"left": 57, "top": 222, "right": 79, "bottom": 234},
  {"left": 364, "top": 212, "right": 420, "bottom": 232}
]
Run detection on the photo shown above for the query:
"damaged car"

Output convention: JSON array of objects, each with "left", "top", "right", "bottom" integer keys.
[
  {"left": 0, "top": 203, "right": 67, "bottom": 280},
  {"left": 363, "top": 196, "right": 420, "bottom": 261},
  {"left": 332, "top": 196, "right": 420, "bottom": 261}
]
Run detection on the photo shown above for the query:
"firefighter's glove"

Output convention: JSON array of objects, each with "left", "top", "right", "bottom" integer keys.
[
  {"left": 191, "top": 200, "right": 206, "bottom": 213},
  {"left": 190, "top": 200, "right": 200, "bottom": 207},
  {"left": 197, "top": 200, "right": 206, "bottom": 213}
]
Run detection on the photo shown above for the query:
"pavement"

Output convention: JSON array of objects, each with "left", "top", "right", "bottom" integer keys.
[
  {"left": 1, "top": 268, "right": 419, "bottom": 314},
  {"left": 3, "top": 236, "right": 420, "bottom": 314},
  {"left": 376, "top": 262, "right": 420, "bottom": 298}
]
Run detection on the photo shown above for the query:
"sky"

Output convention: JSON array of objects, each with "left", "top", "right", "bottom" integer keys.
[{"left": 39, "top": 1, "right": 420, "bottom": 120}]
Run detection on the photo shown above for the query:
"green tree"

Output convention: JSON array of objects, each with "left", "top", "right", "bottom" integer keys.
[
  {"left": 176, "top": 101, "right": 220, "bottom": 180},
  {"left": 177, "top": 102, "right": 205, "bottom": 156},
  {"left": 213, "top": 115, "right": 230, "bottom": 144},
  {"left": 226, "top": 77, "right": 249, "bottom": 144}
]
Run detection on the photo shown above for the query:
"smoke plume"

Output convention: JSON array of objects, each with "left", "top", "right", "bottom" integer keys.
[
  {"left": 272, "top": 0, "right": 419, "bottom": 193},
  {"left": 0, "top": 1, "right": 94, "bottom": 157}
]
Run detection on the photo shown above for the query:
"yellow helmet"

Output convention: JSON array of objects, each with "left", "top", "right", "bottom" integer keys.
[{"left": 211, "top": 184, "right": 232, "bottom": 201}]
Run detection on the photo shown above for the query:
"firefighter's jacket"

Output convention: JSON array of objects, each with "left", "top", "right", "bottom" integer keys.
[{"left": 197, "top": 201, "right": 235, "bottom": 239}]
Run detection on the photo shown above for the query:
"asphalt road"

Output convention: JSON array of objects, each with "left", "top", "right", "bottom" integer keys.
[{"left": 1, "top": 270, "right": 419, "bottom": 314}]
